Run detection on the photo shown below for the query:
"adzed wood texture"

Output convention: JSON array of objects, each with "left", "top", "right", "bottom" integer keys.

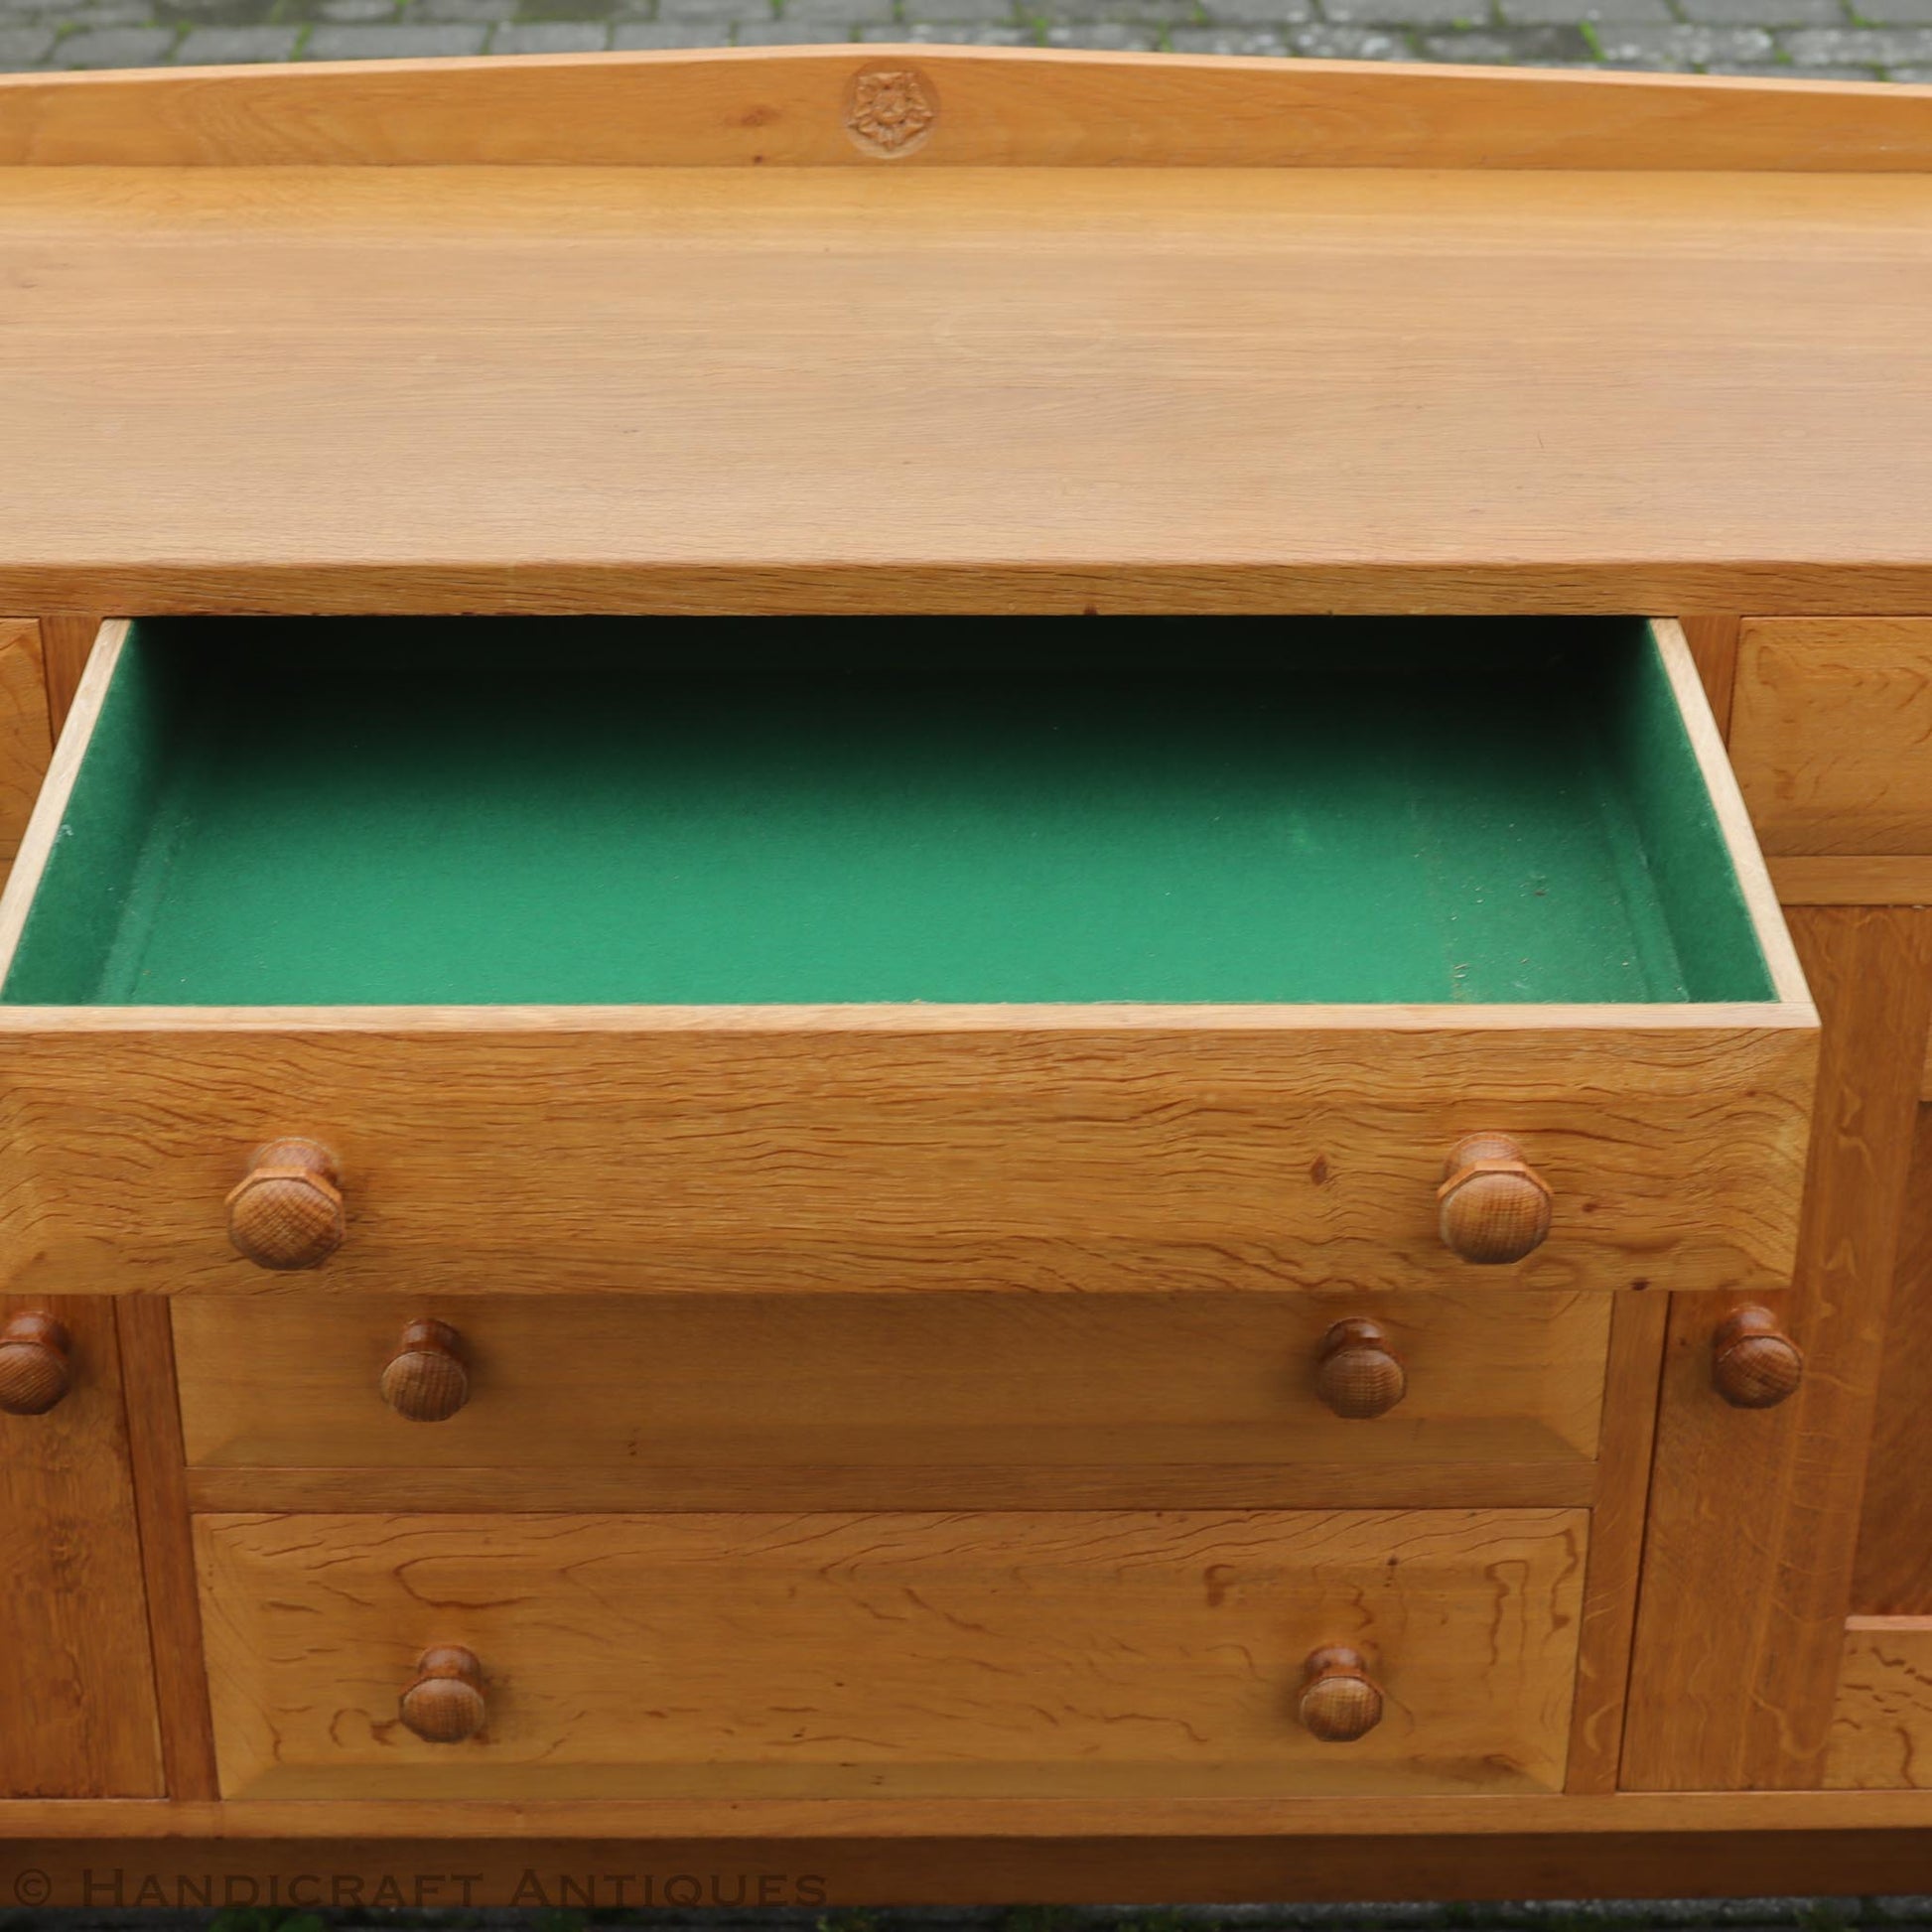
[
  {"left": 1730, "top": 619, "right": 1932, "bottom": 854},
  {"left": 171, "top": 1290, "right": 1610, "bottom": 1509},
  {"left": 194, "top": 1508, "right": 1587, "bottom": 1800},
  {"left": 0, "top": 1295, "right": 162, "bottom": 1797},
  {"left": 0, "top": 163, "right": 1929, "bottom": 614},
  {"left": 1828, "top": 1618, "right": 1932, "bottom": 1788},
  {"left": 1622, "top": 906, "right": 1932, "bottom": 1789},
  {"left": 0, "top": 1019, "right": 1816, "bottom": 1300}
]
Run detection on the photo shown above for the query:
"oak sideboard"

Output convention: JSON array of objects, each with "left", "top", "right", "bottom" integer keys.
[{"left": 4, "top": 44, "right": 1932, "bottom": 1907}]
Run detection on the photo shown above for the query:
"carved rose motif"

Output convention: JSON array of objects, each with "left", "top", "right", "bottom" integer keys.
[{"left": 847, "top": 69, "right": 937, "bottom": 157}]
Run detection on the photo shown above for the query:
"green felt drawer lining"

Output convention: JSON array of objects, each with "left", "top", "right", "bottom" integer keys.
[{"left": 0, "top": 617, "right": 1774, "bottom": 1009}]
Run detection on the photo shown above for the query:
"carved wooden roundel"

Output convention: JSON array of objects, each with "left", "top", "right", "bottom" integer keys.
[{"left": 845, "top": 67, "right": 939, "bottom": 158}]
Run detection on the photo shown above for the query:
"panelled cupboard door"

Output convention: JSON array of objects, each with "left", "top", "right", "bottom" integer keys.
[
  {"left": 0, "top": 617, "right": 1814, "bottom": 1300},
  {"left": 0, "top": 1296, "right": 163, "bottom": 1796},
  {"left": 195, "top": 1509, "right": 1587, "bottom": 1801},
  {"left": 1730, "top": 619, "right": 1932, "bottom": 854}
]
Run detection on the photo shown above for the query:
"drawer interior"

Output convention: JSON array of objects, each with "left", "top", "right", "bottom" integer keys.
[{"left": 2, "top": 616, "right": 1775, "bottom": 1007}]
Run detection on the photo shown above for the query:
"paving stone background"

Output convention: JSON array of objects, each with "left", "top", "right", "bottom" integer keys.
[{"left": 3, "top": 0, "right": 1928, "bottom": 107}]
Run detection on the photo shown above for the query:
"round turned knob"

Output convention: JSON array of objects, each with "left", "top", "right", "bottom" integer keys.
[
  {"left": 225, "top": 1138, "right": 345, "bottom": 1271},
  {"left": 0, "top": 1311, "right": 71, "bottom": 1416},
  {"left": 1314, "top": 1317, "right": 1407, "bottom": 1420},
  {"left": 1713, "top": 1306, "right": 1803, "bottom": 1410},
  {"left": 1438, "top": 1133, "right": 1553, "bottom": 1266},
  {"left": 1299, "top": 1644, "right": 1384, "bottom": 1743},
  {"left": 400, "top": 1645, "right": 485, "bottom": 1743},
  {"left": 380, "top": 1318, "right": 469, "bottom": 1423}
]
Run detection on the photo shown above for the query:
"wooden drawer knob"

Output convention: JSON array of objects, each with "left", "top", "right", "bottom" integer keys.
[
  {"left": 225, "top": 1139, "right": 345, "bottom": 1271},
  {"left": 380, "top": 1318, "right": 470, "bottom": 1423},
  {"left": 1438, "top": 1133, "right": 1553, "bottom": 1265},
  {"left": 1314, "top": 1317, "right": 1407, "bottom": 1420},
  {"left": 1713, "top": 1306, "right": 1803, "bottom": 1410},
  {"left": 0, "top": 1311, "right": 71, "bottom": 1416},
  {"left": 400, "top": 1645, "right": 485, "bottom": 1743},
  {"left": 1299, "top": 1644, "right": 1383, "bottom": 1742}
]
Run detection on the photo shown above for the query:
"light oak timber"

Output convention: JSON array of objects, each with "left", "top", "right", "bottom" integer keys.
[
  {"left": 25, "top": 1796, "right": 1932, "bottom": 1906},
  {"left": 183, "top": 1462, "right": 1601, "bottom": 1514},
  {"left": 1828, "top": 1617, "right": 1932, "bottom": 1788},
  {"left": 1565, "top": 1290, "right": 1666, "bottom": 1794},
  {"left": 1623, "top": 907, "right": 1932, "bottom": 1789},
  {"left": 1, "top": 169, "right": 1931, "bottom": 615},
  {"left": 1852, "top": 1107, "right": 1932, "bottom": 1611},
  {"left": 0, "top": 1019, "right": 1815, "bottom": 1300},
  {"left": 115, "top": 1295, "right": 220, "bottom": 1801},
  {"left": 1774, "top": 857, "right": 1932, "bottom": 908},
  {"left": 1679, "top": 615, "right": 1741, "bottom": 739},
  {"left": 36, "top": 613, "right": 101, "bottom": 738},
  {"left": 34, "top": 1790, "right": 1932, "bottom": 1838},
  {"left": 1731, "top": 619, "right": 1932, "bottom": 854},
  {"left": 194, "top": 1508, "right": 1585, "bottom": 1799},
  {"left": 172, "top": 1289, "right": 1611, "bottom": 1482},
  {"left": 0, "top": 615, "right": 1819, "bottom": 1297},
  {"left": 0, "top": 616, "right": 123, "bottom": 986},
  {"left": 0, "top": 1295, "right": 163, "bottom": 1797},
  {"left": 1, "top": 51, "right": 1928, "bottom": 172},
  {"left": 0, "top": 620, "right": 50, "bottom": 869}
]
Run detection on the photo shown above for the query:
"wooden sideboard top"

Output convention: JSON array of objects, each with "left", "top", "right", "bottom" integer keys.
[{"left": 0, "top": 49, "right": 1929, "bottom": 615}]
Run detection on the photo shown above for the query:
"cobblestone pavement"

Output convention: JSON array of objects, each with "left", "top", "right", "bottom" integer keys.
[{"left": 2, "top": 0, "right": 1928, "bottom": 106}]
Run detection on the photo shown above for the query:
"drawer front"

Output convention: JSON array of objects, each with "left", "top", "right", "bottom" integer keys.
[
  {"left": 0, "top": 618, "right": 1816, "bottom": 1300},
  {"left": 173, "top": 1290, "right": 1611, "bottom": 1508},
  {"left": 196, "top": 1507, "right": 1587, "bottom": 1800},
  {"left": 0, "top": 1023, "right": 1812, "bottom": 1299},
  {"left": 1731, "top": 618, "right": 1932, "bottom": 855}
]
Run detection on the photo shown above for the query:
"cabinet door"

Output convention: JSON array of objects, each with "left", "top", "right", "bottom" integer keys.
[{"left": 0, "top": 1296, "right": 162, "bottom": 1795}]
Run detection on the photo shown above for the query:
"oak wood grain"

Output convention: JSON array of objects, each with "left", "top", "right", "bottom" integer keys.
[
  {"left": 0, "top": 51, "right": 1927, "bottom": 172},
  {"left": 115, "top": 1295, "right": 219, "bottom": 1801},
  {"left": 1731, "top": 620, "right": 1932, "bottom": 854},
  {"left": 0, "top": 620, "right": 50, "bottom": 871},
  {"left": 1828, "top": 1617, "right": 1932, "bottom": 1788},
  {"left": 19, "top": 1805, "right": 1932, "bottom": 1904},
  {"left": 0, "top": 1020, "right": 1815, "bottom": 1299},
  {"left": 1774, "top": 857, "right": 1932, "bottom": 908},
  {"left": 30, "top": 1789, "right": 1932, "bottom": 1841},
  {"left": 1565, "top": 1289, "right": 1667, "bottom": 1794},
  {"left": 0, "top": 169, "right": 1929, "bottom": 615},
  {"left": 183, "top": 1460, "right": 1602, "bottom": 1514},
  {"left": 0, "top": 616, "right": 123, "bottom": 986},
  {"left": 1623, "top": 907, "right": 1932, "bottom": 1788},
  {"left": 0, "top": 1295, "right": 163, "bottom": 1797},
  {"left": 195, "top": 1508, "right": 1587, "bottom": 1800},
  {"left": 172, "top": 1290, "right": 1611, "bottom": 1493},
  {"left": 37, "top": 613, "right": 102, "bottom": 738},
  {"left": 1679, "top": 615, "right": 1741, "bottom": 739},
  {"left": 1852, "top": 1106, "right": 1932, "bottom": 1612}
]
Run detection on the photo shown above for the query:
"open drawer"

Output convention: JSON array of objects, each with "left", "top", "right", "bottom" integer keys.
[{"left": 0, "top": 617, "right": 1814, "bottom": 1298}]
